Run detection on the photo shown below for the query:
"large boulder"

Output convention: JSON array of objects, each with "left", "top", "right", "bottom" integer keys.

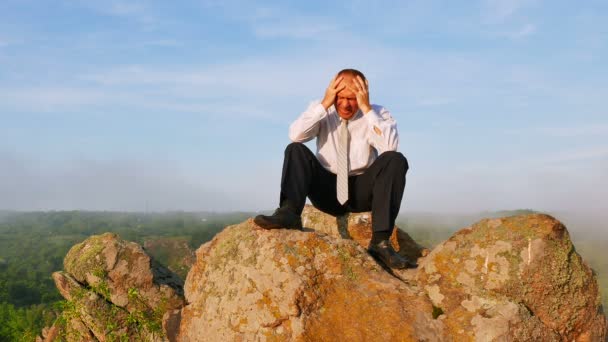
[
  {"left": 49, "top": 233, "right": 186, "bottom": 341},
  {"left": 175, "top": 212, "right": 606, "bottom": 341},
  {"left": 177, "top": 218, "right": 444, "bottom": 341},
  {"left": 64, "top": 233, "right": 185, "bottom": 312},
  {"left": 417, "top": 214, "right": 607, "bottom": 341}
]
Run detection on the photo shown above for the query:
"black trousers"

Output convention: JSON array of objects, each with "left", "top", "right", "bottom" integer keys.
[{"left": 279, "top": 142, "right": 408, "bottom": 234}]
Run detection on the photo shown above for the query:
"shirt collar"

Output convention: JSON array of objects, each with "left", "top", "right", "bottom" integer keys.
[{"left": 337, "top": 109, "right": 363, "bottom": 123}]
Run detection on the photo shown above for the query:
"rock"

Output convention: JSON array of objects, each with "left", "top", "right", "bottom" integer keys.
[
  {"left": 45, "top": 212, "right": 606, "bottom": 341},
  {"left": 37, "top": 303, "right": 95, "bottom": 342},
  {"left": 163, "top": 309, "right": 182, "bottom": 342},
  {"left": 417, "top": 214, "right": 607, "bottom": 341},
  {"left": 301, "top": 204, "right": 429, "bottom": 261},
  {"left": 64, "top": 232, "right": 185, "bottom": 314},
  {"left": 35, "top": 324, "right": 60, "bottom": 342},
  {"left": 178, "top": 218, "right": 445, "bottom": 341},
  {"left": 52, "top": 271, "right": 135, "bottom": 341},
  {"left": 52, "top": 271, "right": 82, "bottom": 301},
  {"left": 176, "top": 213, "right": 606, "bottom": 341},
  {"left": 48, "top": 233, "right": 186, "bottom": 341},
  {"left": 58, "top": 318, "right": 95, "bottom": 342}
]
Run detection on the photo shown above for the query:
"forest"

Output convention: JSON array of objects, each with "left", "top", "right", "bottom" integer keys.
[{"left": 0, "top": 210, "right": 606, "bottom": 341}]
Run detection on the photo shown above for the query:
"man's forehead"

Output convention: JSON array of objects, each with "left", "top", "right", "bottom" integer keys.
[
  {"left": 340, "top": 74, "right": 356, "bottom": 82},
  {"left": 338, "top": 76, "right": 357, "bottom": 96},
  {"left": 337, "top": 86, "right": 356, "bottom": 97}
]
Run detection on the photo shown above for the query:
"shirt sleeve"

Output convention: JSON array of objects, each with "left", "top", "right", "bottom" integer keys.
[
  {"left": 364, "top": 105, "right": 399, "bottom": 153},
  {"left": 288, "top": 100, "right": 327, "bottom": 143}
]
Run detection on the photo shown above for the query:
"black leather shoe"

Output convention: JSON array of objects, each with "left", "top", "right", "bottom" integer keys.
[
  {"left": 368, "top": 240, "right": 417, "bottom": 269},
  {"left": 254, "top": 207, "right": 303, "bottom": 230}
]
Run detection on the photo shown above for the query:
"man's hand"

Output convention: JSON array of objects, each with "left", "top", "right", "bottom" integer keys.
[
  {"left": 350, "top": 75, "right": 372, "bottom": 114},
  {"left": 321, "top": 74, "right": 346, "bottom": 110}
]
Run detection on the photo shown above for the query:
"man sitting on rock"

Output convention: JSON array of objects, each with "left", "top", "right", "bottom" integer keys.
[{"left": 254, "top": 69, "right": 415, "bottom": 269}]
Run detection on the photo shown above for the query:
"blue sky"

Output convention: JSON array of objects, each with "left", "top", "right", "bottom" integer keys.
[{"left": 0, "top": 0, "right": 606, "bottom": 215}]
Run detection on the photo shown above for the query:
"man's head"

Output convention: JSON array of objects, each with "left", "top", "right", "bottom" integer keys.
[{"left": 335, "top": 69, "right": 367, "bottom": 120}]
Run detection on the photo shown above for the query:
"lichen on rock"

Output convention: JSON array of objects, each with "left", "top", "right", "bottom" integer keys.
[
  {"left": 178, "top": 218, "right": 442, "bottom": 341},
  {"left": 417, "top": 213, "right": 607, "bottom": 341},
  {"left": 49, "top": 233, "right": 186, "bottom": 341}
]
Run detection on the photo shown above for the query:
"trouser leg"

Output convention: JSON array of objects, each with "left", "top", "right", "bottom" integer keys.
[
  {"left": 347, "top": 151, "right": 408, "bottom": 236},
  {"left": 279, "top": 142, "right": 315, "bottom": 214},
  {"left": 279, "top": 142, "right": 345, "bottom": 216}
]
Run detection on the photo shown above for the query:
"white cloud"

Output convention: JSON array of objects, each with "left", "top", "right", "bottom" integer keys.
[
  {"left": 77, "top": 49, "right": 376, "bottom": 102},
  {"left": 194, "top": 2, "right": 342, "bottom": 40},
  {"left": 253, "top": 21, "right": 337, "bottom": 39},
  {"left": 141, "top": 39, "right": 182, "bottom": 47},
  {"left": 416, "top": 97, "right": 455, "bottom": 107},
  {"left": 529, "top": 146, "right": 608, "bottom": 164},
  {"left": 538, "top": 124, "right": 608, "bottom": 138},
  {"left": 506, "top": 123, "right": 608, "bottom": 138},
  {"left": 108, "top": 2, "right": 146, "bottom": 16},
  {"left": 0, "top": 53, "right": 335, "bottom": 118},
  {"left": 483, "top": 23, "right": 537, "bottom": 40},
  {"left": 74, "top": 0, "right": 159, "bottom": 28},
  {"left": 249, "top": 9, "right": 339, "bottom": 40},
  {"left": 0, "top": 83, "right": 285, "bottom": 121},
  {"left": 481, "top": 0, "right": 537, "bottom": 22},
  {"left": 2, "top": 41, "right": 593, "bottom": 121},
  {"left": 0, "top": 87, "right": 107, "bottom": 112},
  {"left": 505, "top": 23, "right": 537, "bottom": 39}
]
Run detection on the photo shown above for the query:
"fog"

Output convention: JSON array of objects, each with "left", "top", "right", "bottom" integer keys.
[
  {"left": 0, "top": 152, "right": 234, "bottom": 212},
  {"left": 1, "top": 151, "right": 606, "bottom": 236}
]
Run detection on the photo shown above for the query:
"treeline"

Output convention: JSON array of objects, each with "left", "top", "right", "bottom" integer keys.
[
  {"left": 0, "top": 210, "right": 253, "bottom": 247},
  {"left": 0, "top": 210, "right": 252, "bottom": 341}
]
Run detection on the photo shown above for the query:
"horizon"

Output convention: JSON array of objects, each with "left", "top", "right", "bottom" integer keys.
[
  {"left": 1, "top": 1, "right": 606, "bottom": 221},
  {"left": 0, "top": 206, "right": 594, "bottom": 222},
  {"left": 1, "top": 206, "right": 607, "bottom": 239},
  {"left": 0, "top": 206, "right": 539, "bottom": 215}
]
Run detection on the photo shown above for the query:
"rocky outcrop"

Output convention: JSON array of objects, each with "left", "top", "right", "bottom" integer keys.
[
  {"left": 47, "top": 233, "right": 186, "bottom": 341},
  {"left": 44, "top": 208, "right": 607, "bottom": 341},
  {"left": 177, "top": 217, "right": 443, "bottom": 341},
  {"left": 416, "top": 214, "right": 607, "bottom": 341},
  {"left": 176, "top": 208, "right": 606, "bottom": 341}
]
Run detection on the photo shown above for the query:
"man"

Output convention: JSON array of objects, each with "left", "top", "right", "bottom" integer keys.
[{"left": 254, "top": 69, "right": 415, "bottom": 269}]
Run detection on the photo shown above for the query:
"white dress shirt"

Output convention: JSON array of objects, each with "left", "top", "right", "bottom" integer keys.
[{"left": 289, "top": 100, "right": 399, "bottom": 176}]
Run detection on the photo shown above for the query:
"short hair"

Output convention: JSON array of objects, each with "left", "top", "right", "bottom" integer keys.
[{"left": 337, "top": 68, "right": 366, "bottom": 82}]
